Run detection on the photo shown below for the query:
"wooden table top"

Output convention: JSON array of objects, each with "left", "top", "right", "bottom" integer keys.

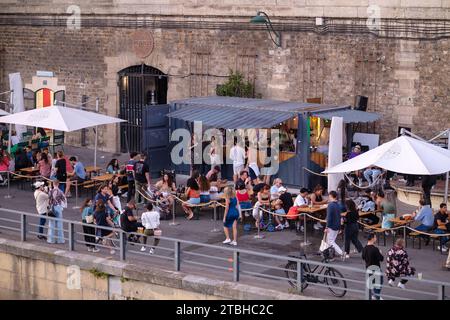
[
  {"left": 297, "top": 205, "right": 328, "bottom": 214},
  {"left": 85, "top": 166, "right": 102, "bottom": 173},
  {"left": 91, "top": 173, "right": 124, "bottom": 182},
  {"left": 390, "top": 217, "right": 413, "bottom": 225},
  {"left": 20, "top": 167, "right": 39, "bottom": 173}
]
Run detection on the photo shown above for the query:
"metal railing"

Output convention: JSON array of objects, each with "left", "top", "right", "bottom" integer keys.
[{"left": 0, "top": 207, "right": 448, "bottom": 300}]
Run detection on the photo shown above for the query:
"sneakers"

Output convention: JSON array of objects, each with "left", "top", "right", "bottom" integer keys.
[
  {"left": 438, "top": 245, "right": 449, "bottom": 252},
  {"left": 230, "top": 241, "right": 237, "bottom": 246},
  {"left": 140, "top": 246, "right": 146, "bottom": 252},
  {"left": 149, "top": 248, "right": 155, "bottom": 255},
  {"left": 344, "top": 254, "right": 350, "bottom": 259},
  {"left": 300, "top": 225, "right": 304, "bottom": 233},
  {"left": 388, "top": 279, "right": 394, "bottom": 286},
  {"left": 313, "top": 222, "right": 323, "bottom": 230},
  {"left": 275, "top": 224, "right": 283, "bottom": 231},
  {"left": 88, "top": 247, "right": 93, "bottom": 252},
  {"left": 37, "top": 235, "right": 47, "bottom": 241},
  {"left": 397, "top": 282, "right": 406, "bottom": 289},
  {"left": 92, "top": 247, "right": 100, "bottom": 253},
  {"left": 110, "top": 249, "right": 116, "bottom": 255},
  {"left": 284, "top": 221, "right": 290, "bottom": 229},
  {"left": 222, "top": 239, "right": 231, "bottom": 244}
]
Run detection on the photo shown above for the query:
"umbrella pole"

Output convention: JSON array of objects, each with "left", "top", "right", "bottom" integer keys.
[
  {"left": 5, "top": 93, "right": 13, "bottom": 199},
  {"left": 94, "top": 98, "right": 99, "bottom": 169},
  {"left": 445, "top": 129, "right": 450, "bottom": 204}
]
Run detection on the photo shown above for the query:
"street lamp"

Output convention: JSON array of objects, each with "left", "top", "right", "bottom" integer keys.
[{"left": 250, "top": 11, "right": 282, "bottom": 47}]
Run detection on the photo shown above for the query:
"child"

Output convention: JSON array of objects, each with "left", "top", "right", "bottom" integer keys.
[{"left": 273, "top": 199, "right": 289, "bottom": 230}]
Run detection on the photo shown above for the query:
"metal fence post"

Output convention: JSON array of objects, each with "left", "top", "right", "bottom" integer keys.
[
  {"left": 68, "top": 222, "right": 74, "bottom": 251},
  {"left": 296, "top": 261, "right": 303, "bottom": 293},
  {"left": 174, "top": 241, "right": 181, "bottom": 271},
  {"left": 21, "top": 213, "right": 27, "bottom": 242},
  {"left": 438, "top": 285, "right": 445, "bottom": 300},
  {"left": 119, "top": 231, "right": 126, "bottom": 261},
  {"left": 233, "top": 251, "right": 240, "bottom": 282}
]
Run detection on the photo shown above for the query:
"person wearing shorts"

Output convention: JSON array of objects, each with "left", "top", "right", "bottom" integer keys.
[
  {"left": 229, "top": 138, "right": 245, "bottom": 183},
  {"left": 182, "top": 176, "right": 200, "bottom": 220},
  {"left": 222, "top": 187, "right": 242, "bottom": 246}
]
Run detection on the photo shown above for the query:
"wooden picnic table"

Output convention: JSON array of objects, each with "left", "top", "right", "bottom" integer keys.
[
  {"left": 20, "top": 167, "right": 40, "bottom": 175},
  {"left": 91, "top": 173, "right": 124, "bottom": 183},
  {"left": 297, "top": 204, "right": 328, "bottom": 214},
  {"left": 389, "top": 217, "right": 413, "bottom": 226},
  {"left": 85, "top": 166, "right": 102, "bottom": 174}
]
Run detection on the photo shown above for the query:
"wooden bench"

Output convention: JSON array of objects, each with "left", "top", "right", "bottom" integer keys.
[
  {"left": 373, "top": 228, "right": 389, "bottom": 246},
  {"left": 409, "top": 231, "right": 423, "bottom": 249}
]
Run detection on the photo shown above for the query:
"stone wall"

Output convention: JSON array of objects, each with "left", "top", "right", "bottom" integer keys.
[
  {"left": 1, "top": 24, "right": 449, "bottom": 152},
  {"left": 3, "top": 0, "right": 450, "bottom": 19},
  {"left": 0, "top": 237, "right": 308, "bottom": 300}
]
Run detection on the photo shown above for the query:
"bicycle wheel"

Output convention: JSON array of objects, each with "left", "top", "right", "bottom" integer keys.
[
  {"left": 324, "top": 267, "right": 347, "bottom": 297},
  {"left": 285, "top": 261, "right": 308, "bottom": 291}
]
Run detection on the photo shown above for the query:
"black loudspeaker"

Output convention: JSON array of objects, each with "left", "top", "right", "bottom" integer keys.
[{"left": 355, "top": 95, "right": 368, "bottom": 111}]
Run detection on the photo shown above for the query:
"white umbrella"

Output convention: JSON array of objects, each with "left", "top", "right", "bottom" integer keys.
[
  {"left": 323, "top": 135, "right": 450, "bottom": 175},
  {"left": 0, "top": 104, "right": 124, "bottom": 131},
  {"left": 0, "top": 105, "right": 126, "bottom": 168}
]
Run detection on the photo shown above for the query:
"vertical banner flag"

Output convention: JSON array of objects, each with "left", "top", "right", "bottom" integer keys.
[
  {"left": 8, "top": 73, "right": 26, "bottom": 139},
  {"left": 327, "top": 116, "right": 344, "bottom": 192}
]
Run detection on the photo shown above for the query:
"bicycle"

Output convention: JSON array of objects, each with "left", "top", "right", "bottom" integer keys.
[{"left": 285, "top": 248, "right": 347, "bottom": 297}]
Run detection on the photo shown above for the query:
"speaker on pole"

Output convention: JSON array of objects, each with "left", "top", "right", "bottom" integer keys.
[{"left": 354, "top": 95, "right": 368, "bottom": 111}]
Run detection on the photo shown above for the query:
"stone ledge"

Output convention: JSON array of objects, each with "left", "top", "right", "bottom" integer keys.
[{"left": 0, "top": 237, "right": 316, "bottom": 300}]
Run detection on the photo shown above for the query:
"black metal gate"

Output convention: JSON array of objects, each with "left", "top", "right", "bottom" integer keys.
[{"left": 118, "top": 64, "right": 168, "bottom": 153}]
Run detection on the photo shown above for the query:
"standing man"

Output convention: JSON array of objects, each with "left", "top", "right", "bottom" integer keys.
[
  {"left": 324, "top": 190, "right": 344, "bottom": 258},
  {"left": 133, "top": 153, "right": 151, "bottom": 205},
  {"left": 229, "top": 137, "right": 246, "bottom": 183},
  {"left": 362, "top": 233, "right": 384, "bottom": 300},
  {"left": 421, "top": 175, "right": 437, "bottom": 207},
  {"left": 126, "top": 152, "right": 139, "bottom": 203}
]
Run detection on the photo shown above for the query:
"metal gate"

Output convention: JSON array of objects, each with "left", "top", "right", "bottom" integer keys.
[{"left": 118, "top": 64, "right": 168, "bottom": 153}]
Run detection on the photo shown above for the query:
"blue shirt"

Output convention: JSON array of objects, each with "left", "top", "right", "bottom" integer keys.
[
  {"left": 326, "top": 201, "right": 341, "bottom": 231},
  {"left": 81, "top": 206, "right": 93, "bottom": 221},
  {"left": 74, "top": 162, "right": 86, "bottom": 179},
  {"left": 415, "top": 205, "right": 434, "bottom": 227}
]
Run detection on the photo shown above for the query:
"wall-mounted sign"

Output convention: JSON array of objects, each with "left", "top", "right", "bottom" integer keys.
[{"left": 131, "top": 30, "right": 154, "bottom": 59}]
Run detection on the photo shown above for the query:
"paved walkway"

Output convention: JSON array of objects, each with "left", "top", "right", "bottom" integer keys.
[{"left": 0, "top": 145, "right": 449, "bottom": 300}]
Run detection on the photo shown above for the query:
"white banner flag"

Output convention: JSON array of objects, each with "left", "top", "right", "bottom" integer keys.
[
  {"left": 327, "top": 116, "right": 344, "bottom": 192},
  {"left": 8, "top": 72, "right": 26, "bottom": 140}
]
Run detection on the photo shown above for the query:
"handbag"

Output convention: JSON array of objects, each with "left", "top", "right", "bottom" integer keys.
[
  {"left": 85, "top": 214, "right": 94, "bottom": 224},
  {"left": 46, "top": 206, "right": 56, "bottom": 218},
  {"left": 319, "top": 233, "right": 331, "bottom": 252},
  {"left": 154, "top": 229, "right": 162, "bottom": 237}
]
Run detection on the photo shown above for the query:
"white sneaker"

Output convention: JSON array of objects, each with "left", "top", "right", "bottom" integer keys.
[
  {"left": 300, "top": 225, "right": 304, "bottom": 233},
  {"left": 345, "top": 254, "right": 350, "bottom": 259},
  {"left": 92, "top": 247, "right": 100, "bottom": 253},
  {"left": 87, "top": 247, "right": 93, "bottom": 252},
  {"left": 275, "top": 224, "right": 283, "bottom": 231},
  {"left": 313, "top": 223, "right": 323, "bottom": 230},
  {"left": 388, "top": 279, "right": 394, "bottom": 286},
  {"left": 110, "top": 249, "right": 116, "bottom": 255},
  {"left": 438, "top": 245, "right": 449, "bottom": 252},
  {"left": 140, "top": 246, "right": 146, "bottom": 252},
  {"left": 223, "top": 239, "right": 231, "bottom": 244},
  {"left": 284, "top": 221, "right": 290, "bottom": 229},
  {"left": 149, "top": 248, "right": 155, "bottom": 255},
  {"left": 397, "top": 282, "right": 406, "bottom": 289},
  {"left": 230, "top": 241, "right": 237, "bottom": 246}
]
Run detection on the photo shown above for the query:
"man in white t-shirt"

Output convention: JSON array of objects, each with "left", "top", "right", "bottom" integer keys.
[
  {"left": 140, "top": 202, "right": 161, "bottom": 255},
  {"left": 294, "top": 188, "right": 310, "bottom": 207},
  {"left": 229, "top": 139, "right": 246, "bottom": 183}
]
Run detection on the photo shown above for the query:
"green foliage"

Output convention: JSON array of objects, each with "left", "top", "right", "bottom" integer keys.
[
  {"left": 216, "top": 70, "right": 254, "bottom": 98},
  {"left": 89, "top": 268, "right": 108, "bottom": 279}
]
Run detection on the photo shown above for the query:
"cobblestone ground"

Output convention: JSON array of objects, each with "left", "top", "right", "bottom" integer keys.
[{"left": 0, "top": 145, "right": 449, "bottom": 300}]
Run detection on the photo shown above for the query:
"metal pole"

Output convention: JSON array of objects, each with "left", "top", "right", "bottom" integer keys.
[
  {"left": 5, "top": 170, "right": 12, "bottom": 199},
  {"left": 72, "top": 180, "right": 80, "bottom": 209},
  {"left": 301, "top": 212, "right": 311, "bottom": 246},
  {"left": 119, "top": 230, "right": 126, "bottom": 261},
  {"left": 233, "top": 251, "right": 240, "bottom": 282},
  {"left": 438, "top": 285, "right": 446, "bottom": 300},
  {"left": 94, "top": 98, "right": 99, "bottom": 170},
  {"left": 210, "top": 203, "right": 220, "bottom": 233},
  {"left": 169, "top": 198, "right": 179, "bottom": 226},
  {"left": 174, "top": 241, "right": 181, "bottom": 271},
  {"left": 68, "top": 222, "right": 74, "bottom": 251},
  {"left": 296, "top": 261, "right": 302, "bottom": 293},
  {"left": 444, "top": 129, "right": 450, "bottom": 204},
  {"left": 20, "top": 213, "right": 26, "bottom": 242},
  {"left": 254, "top": 207, "right": 265, "bottom": 239}
]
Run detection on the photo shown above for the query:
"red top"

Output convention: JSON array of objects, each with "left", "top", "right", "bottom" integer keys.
[
  {"left": 236, "top": 190, "right": 249, "bottom": 202},
  {"left": 0, "top": 157, "right": 10, "bottom": 171}
]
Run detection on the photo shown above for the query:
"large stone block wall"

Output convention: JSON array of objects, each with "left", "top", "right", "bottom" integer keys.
[
  {"left": 3, "top": 0, "right": 450, "bottom": 19},
  {"left": 1, "top": 25, "right": 449, "bottom": 152},
  {"left": 0, "top": 238, "right": 308, "bottom": 300}
]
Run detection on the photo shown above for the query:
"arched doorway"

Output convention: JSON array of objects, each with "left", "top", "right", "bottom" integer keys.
[{"left": 118, "top": 64, "right": 168, "bottom": 153}]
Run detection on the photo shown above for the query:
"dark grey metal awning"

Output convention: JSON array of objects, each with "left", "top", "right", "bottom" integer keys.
[
  {"left": 312, "top": 109, "right": 381, "bottom": 123},
  {"left": 167, "top": 105, "right": 296, "bottom": 129}
]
